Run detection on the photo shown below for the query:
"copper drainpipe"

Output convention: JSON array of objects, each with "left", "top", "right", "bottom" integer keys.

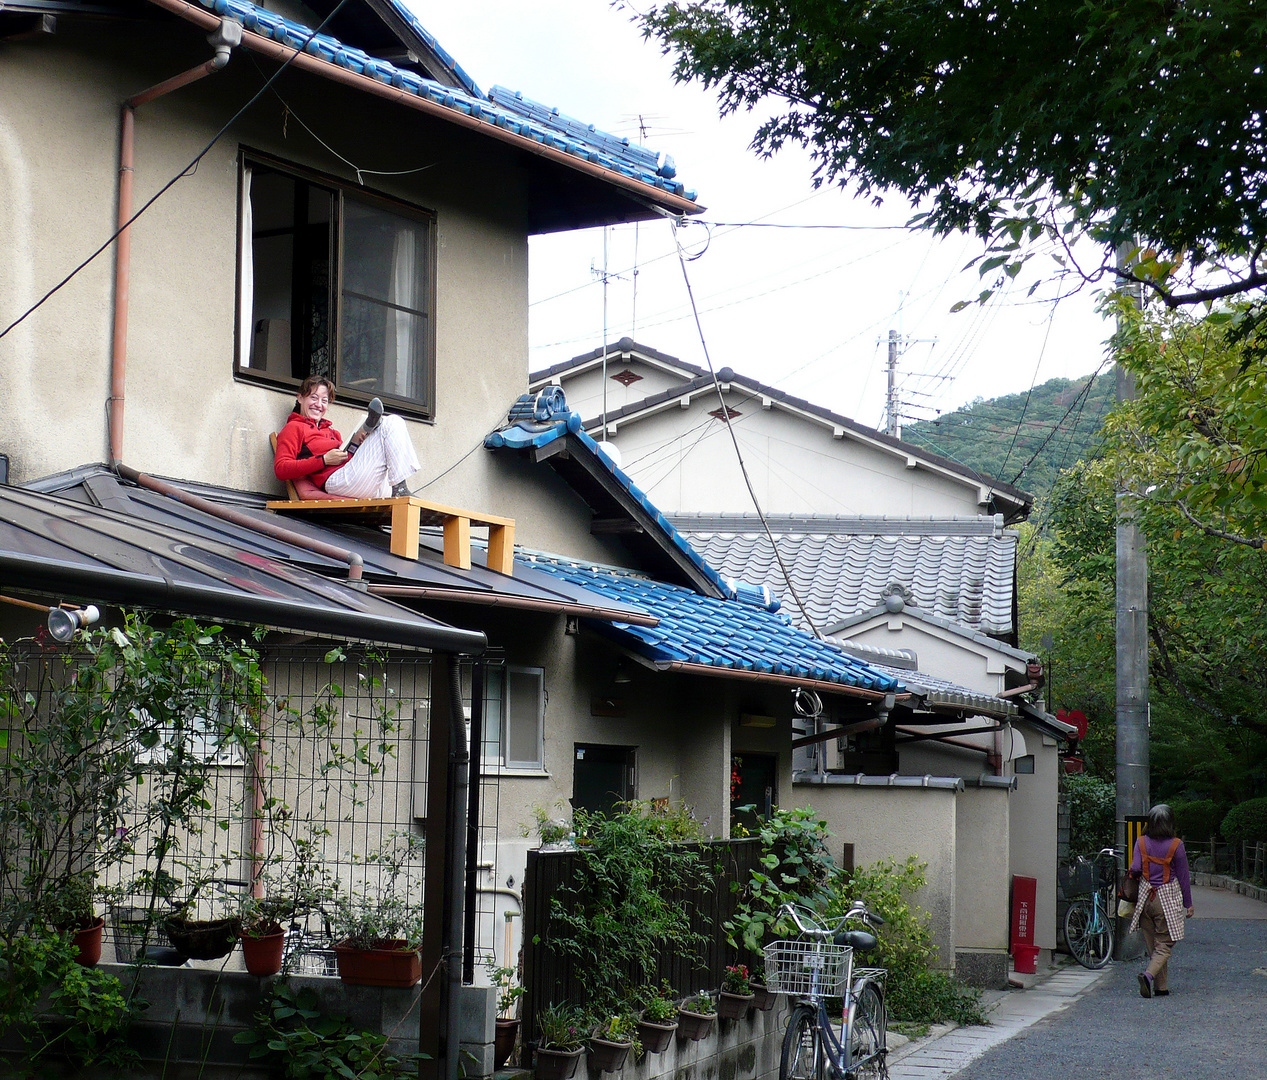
[{"left": 109, "top": 20, "right": 242, "bottom": 465}]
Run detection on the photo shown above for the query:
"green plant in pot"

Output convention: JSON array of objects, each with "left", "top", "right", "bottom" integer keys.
[
  {"left": 676, "top": 992, "right": 716, "bottom": 1042},
  {"left": 38, "top": 873, "right": 105, "bottom": 968},
  {"left": 634, "top": 983, "right": 678, "bottom": 1055},
  {"left": 238, "top": 895, "right": 291, "bottom": 977},
  {"left": 748, "top": 962, "right": 779, "bottom": 1011},
  {"left": 331, "top": 836, "right": 425, "bottom": 987},
  {"left": 534, "top": 1002, "right": 587, "bottom": 1080},
  {"left": 491, "top": 964, "right": 525, "bottom": 1069},
  {"left": 590, "top": 1010, "right": 640, "bottom": 1073}
]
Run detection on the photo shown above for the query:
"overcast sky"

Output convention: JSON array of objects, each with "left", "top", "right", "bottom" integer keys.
[{"left": 414, "top": 1, "right": 1114, "bottom": 433}]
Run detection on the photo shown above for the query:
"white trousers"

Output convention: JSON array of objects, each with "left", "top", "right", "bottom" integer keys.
[{"left": 324, "top": 414, "right": 419, "bottom": 498}]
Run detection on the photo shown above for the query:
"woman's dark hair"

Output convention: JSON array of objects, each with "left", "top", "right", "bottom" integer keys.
[
  {"left": 298, "top": 374, "right": 336, "bottom": 400},
  {"left": 1145, "top": 804, "right": 1177, "bottom": 840}
]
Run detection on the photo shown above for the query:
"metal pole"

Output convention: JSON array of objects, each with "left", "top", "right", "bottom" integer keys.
[
  {"left": 886, "top": 330, "right": 900, "bottom": 437},
  {"left": 1114, "top": 240, "right": 1149, "bottom": 960}
]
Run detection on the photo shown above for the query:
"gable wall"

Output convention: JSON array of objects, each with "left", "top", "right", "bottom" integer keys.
[
  {"left": 596, "top": 394, "right": 989, "bottom": 517},
  {"left": 541, "top": 357, "right": 697, "bottom": 422},
  {"left": 843, "top": 617, "right": 1026, "bottom": 696}
]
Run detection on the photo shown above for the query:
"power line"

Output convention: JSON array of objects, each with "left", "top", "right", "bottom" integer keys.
[{"left": 0, "top": 0, "right": 351, "bottom": 342}]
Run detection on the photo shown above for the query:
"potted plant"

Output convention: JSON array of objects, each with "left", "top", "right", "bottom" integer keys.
[
  {"left": 534, "top": 1001, "right": 587, "bottom": 1080},
  {"left": 238, "top": 895, "right": 289, "bottom": 977},
  {"left": 589, "top": 1010, "right": 639, "bottom": 1073},
  {"left": 491, "top": 964, "right": 525, "bottom": 1069},
  {"left": 42, "top": 873, "right": 104, "bottom": 967},
  {"left": 635, "top": 984, "right": 678, "bottom": 1054},
  {"left": 718, "top": 963, "right": 754, "bottom": 1019},
  {"left": 331, "top": 838, "right": 425, "bottom": 987},
  {"left": 749, "top": 962, "right": 779, "bottom": 1011},
  {"left": 676, "top": 992, "right": 716, "bottom": 1041}
]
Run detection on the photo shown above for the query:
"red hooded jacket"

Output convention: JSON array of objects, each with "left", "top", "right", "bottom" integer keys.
[{"left": 274, "top": 413, "right": 346, "bottom": 490}]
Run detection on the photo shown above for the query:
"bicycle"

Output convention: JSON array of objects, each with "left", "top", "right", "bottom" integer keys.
[
  {"left": 280, "top": 907, "right": 338, "bottom": 976},
  {"left": 766, "top": 902, "right": 888, "bottom": 1080},
  {"left": 1060, "top": 846, "right": 1118, "bottom": 969}
]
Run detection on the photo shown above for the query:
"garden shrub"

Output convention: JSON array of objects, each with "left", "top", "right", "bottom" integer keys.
[
  {"left": 1171, "top": 799, "right": 1225, "bottom": 843},
  {"left": 1063, "top": 772, "right": 1115, "bottom": 856},
  {"left": 828, "top": 857, "right": 984, "bottom": 1026},
  {"left": 1221, "top": 797, "right": 1267, "bottom": 844}
]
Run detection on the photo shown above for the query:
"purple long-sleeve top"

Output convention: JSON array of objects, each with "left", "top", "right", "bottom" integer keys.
[{"left": 1130, "top": 836, "right": 1193, "bottom": 907}]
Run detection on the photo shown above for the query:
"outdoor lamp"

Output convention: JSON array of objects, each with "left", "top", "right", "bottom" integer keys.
[{"left": 47, "top": 605, "right": 100, "bottom": 642}]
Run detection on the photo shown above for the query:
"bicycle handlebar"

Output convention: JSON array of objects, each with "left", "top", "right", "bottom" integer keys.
[{"left": 778, "top": 901, "right": 883, "bottom": 936}]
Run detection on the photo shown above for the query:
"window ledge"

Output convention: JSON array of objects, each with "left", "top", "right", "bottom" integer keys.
[{"left": 480, "top": 765, "right": 550, "bottom": 779}]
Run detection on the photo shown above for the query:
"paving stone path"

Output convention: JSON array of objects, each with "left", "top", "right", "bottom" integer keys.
[{"left": 888, "top": 884, "right": 1267, "bottom": 1080}]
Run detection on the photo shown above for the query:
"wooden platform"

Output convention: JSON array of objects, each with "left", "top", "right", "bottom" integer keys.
[{"left": 267, "top": 496, "right": 516, "bottom": 575}]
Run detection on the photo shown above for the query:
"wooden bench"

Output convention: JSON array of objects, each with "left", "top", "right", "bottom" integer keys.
[
  {"left": 267, "top": 496, "right": 516, "bottom": 575},
  {"left": 268, "top": 432, "right": 516, "bottom": 574}
]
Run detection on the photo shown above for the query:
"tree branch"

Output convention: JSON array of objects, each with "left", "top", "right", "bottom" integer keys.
[{"left": 1170, "top": 500, "right": 1265, "bottom": 550}]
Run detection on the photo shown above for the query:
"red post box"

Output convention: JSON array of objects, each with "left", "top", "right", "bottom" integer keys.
[{"left": 1011, "top": 875, "right": 1039, "bottom": 974}]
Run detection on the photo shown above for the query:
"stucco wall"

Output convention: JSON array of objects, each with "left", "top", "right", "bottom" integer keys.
[
  {"left": 953, "top": 787, "right": 1011, "bottom": 950},
  {"left": 1007, "top": 726, "right": 1061, "bottom": 950},
  {"left": 794, "top": 784, "right": 957, "bottom": 969}
]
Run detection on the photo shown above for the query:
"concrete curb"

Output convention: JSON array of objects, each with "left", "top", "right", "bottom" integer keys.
[{"left": 1191, "top": 871, "right": 1267, "bottom": 904}]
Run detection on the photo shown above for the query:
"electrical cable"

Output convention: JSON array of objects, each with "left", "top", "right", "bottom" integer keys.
[
  {"left": 999, "top": 306, "right": 1057, "bottom": 479},
  {"left": 0, "top": 0, "right": 352, "bottom": 343},
  {"left": 670, "top": 219, "right": 824, "bottom": 638}
]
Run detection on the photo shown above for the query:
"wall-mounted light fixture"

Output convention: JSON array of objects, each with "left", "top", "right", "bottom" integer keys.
[{"left": 47, "top": 605, "right": 100, "bottom": 642}]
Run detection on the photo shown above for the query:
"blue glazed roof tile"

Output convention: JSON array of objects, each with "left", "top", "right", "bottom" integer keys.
[
  {"left": 197, "top": 0, "right": 695, "bottom": 202},
  {"left": 518, "top": 551, "right": 903, "bottom": 696}
]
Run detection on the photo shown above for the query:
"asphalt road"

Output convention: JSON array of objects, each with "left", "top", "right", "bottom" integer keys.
[{"left": 952, "top": 888, "right": 1267, "bottom": 1079}]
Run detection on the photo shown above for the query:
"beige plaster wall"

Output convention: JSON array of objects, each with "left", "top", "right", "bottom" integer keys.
[
  {"left": 953, "top": 787, "right": 1011, "bottom": 951},
  {"left": 795, "top": 785, "right": 958, "bottom": 969},
  {"left": 1006, "top": 726, "right": 1062, "bottom": 950}
]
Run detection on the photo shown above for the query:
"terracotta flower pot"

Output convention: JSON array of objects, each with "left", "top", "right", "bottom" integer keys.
[
  {"left": 495, "top": 1018, "right": 519, "bottom": 1069},
  {"left": 751, "top": 983, "right": 779, "bottom": 1011},
  {"left": 588, "top": 1037, "right": 631, "bottom": 1073},
  {"left": 717, "top": 990, "right": 754, "bottom": 1020},
  {"left": 334, "top": 939, "right": 422, "bottom": 987},
  {"left": 635, "top": 1019, "right": 677, "bottom": 1054},
  {"left": 69, "top": 915, "right": 105, "bottom": 967},
  {"left": 534, "top": 1046, "right": 584, "bottom": 1080},
  {"left": 241, "top": 925, "right": 285, "bottom": 976},
  {"left": 675, "top": 1009, "right": 715, "bottom": 1042}
]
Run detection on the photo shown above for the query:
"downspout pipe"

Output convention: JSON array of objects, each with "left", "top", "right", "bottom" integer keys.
[
  {"left": 114, "top": 462, "right": 365, "bottom": 585},
  {"left": 445, "top": 657, "right": 470, "bottom": 1080},
  {"left": 109, "top": 18, "right": 242, "bottom": 466}
]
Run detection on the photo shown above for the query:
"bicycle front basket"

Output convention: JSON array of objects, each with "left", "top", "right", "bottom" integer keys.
[
  {"left": 763, "top": 938, "right": 851, "bottom": 997},
  {"left": 1056, "top": 861, "right": 1096, "bottom": 899}
]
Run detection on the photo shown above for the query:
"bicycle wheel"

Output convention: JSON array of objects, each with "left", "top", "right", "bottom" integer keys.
[
  {"left": 781, "top": 1005, "right": 821, "bottom": 1080},
  {"left": 848, "top": 983, "right": 886, "bottom": 1079},
  {"left": 1064, "top": 899, "right": 1113, "bottom": 969}
]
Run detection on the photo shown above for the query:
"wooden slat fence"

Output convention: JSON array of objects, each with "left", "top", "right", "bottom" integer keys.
[{"left": 522, "top": 838, "right": 762, "bottom": 1042}]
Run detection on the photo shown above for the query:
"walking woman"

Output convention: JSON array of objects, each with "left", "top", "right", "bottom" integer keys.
[{"left": 1128, "top": 804, "right": 1195, "bottom": 998}]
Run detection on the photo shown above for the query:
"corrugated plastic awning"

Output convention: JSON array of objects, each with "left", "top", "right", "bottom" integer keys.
[{"left": 0, "top": 483, "right": 485, "bottom": 652}]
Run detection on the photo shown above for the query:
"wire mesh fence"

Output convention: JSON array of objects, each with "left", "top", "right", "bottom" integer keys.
[{"left": 0, "top": 633, "right": 503, "bottom": 972}]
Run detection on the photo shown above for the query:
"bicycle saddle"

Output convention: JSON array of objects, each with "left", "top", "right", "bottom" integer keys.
[{"left": 834, "top": 929, "right": 878, "bottom": 953}]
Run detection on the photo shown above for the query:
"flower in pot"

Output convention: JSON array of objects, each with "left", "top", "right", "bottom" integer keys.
[
  {"left": 534, "top": 1001, "right": 588, "bottom": 1080},
  {"left": 590, "top": 1010, "right": 640, "bottom": 1073},
  {"left": 635, "top": 983, "right": 679, "bottom": 1054},
  {"left": 41, "top": 873, "right": 104, "bottom": 967},
  {"left": 718, "top": 963, "right": 755, "bottom": 1019},
  {"left": 676, "top": 992, "right": 716, "bottom": 1041},
  {"left": 491, "top": 964, "right": 525, "bottom": 1069}
]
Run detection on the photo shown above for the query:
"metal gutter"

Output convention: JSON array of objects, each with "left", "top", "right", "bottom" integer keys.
[
  {"left": 368, "top": 583, "right": 659, "bottom": 627},
  {"left": 793, "top": 772, "right": 966, "bottom": 791},
  {"left": 141, "top": 0, "right": 701, "bottom": 218},
  {"left": 658, "top": 660, "right": 908, "bottom": 702}
]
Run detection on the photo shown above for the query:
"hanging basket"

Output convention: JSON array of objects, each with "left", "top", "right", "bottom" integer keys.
[
  {"left": 588, "top": 1037, "right": 631, "bottom": 1073},
  {"left": 751, "top": 984, "right": 779, "bottom": 1012},
  {"left": 533, "top": 1046, "right": 584, "bottom": 1080},
  {"left": 717, "top": 991, "right": 754, "bottom": 1020},
  {"left": 675, "top": 1009, "right": 715, "bottom": 1042},
  {"left": 165, "top": 916, "right": 242, "bottom": 960},
  {"left": 635, "top": 1019, "right": 676, "bottom": 1054}
]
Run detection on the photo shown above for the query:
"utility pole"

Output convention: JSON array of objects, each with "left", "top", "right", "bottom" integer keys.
[
  {"left": 1114, "top": 241, "right": 1148, "bottom": 960},
  {"left": 886, "top": 330, "right": 901, "bottom": 438}
]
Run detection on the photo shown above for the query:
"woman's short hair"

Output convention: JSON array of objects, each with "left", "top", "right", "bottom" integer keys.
[
  {"left": 298, "top": 374, "right": 335, "bottom": 400},
  {"left": 1145, "top": 804, "right": 1177, "bottom": 840}
]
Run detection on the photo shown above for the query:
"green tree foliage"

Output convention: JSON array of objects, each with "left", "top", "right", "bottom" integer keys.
[
  {"left": 640, "top": 0, "right": 1267, "bottom": 314},
  {"left": 1171, "top": 799, "right": 1226, "bottom": 844},
  {"left": 1221, "top": 797, "right": 1267, "bottom": 844},
  {"left": 828, "top": 858, "right": 983, "bottom": 1025},
  {"left": 1062, "top": 773, "right": 1116, "bottom": 857},
  {"left": 903, "top": 373, "right": 1115, "bottom": 498}
]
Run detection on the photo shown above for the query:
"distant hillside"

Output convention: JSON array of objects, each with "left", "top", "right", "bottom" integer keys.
[{"left": 901, "top": 371, "right": 1116, "bottom": 499}]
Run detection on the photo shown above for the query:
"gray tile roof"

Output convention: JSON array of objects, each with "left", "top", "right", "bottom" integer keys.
[{"left": 672, "top": 514, "right": 1017, "bottom": 637}]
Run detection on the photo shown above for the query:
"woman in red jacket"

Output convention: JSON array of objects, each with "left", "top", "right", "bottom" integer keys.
[{"left": 274, "top": 376, "right": 419, "bottom": 498}]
